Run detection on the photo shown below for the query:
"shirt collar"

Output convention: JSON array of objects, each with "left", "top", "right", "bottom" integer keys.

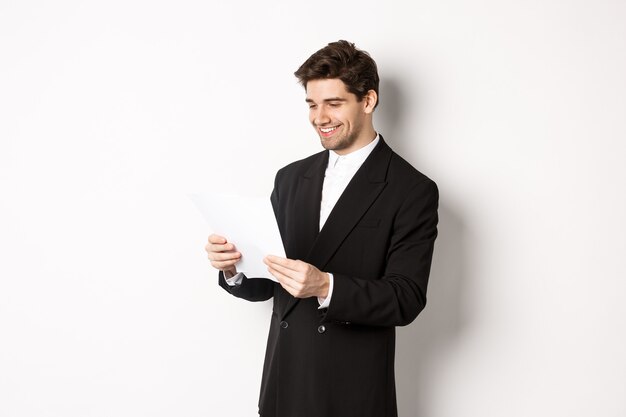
[{"left": 328, "top": 133, "right": 380, "bottom": 168}]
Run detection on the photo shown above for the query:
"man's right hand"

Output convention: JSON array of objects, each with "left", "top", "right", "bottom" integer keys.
[{"left": 205, "top": 234, "right": 241, "bottom": 278}]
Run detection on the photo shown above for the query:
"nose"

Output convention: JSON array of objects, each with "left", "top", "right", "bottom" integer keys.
[{"left": 312, "top": 107, "right": 331, "bottom": 126}]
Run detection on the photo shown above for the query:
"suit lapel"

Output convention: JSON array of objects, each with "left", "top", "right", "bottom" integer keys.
[
  {"left": 278, "top": 151, "right": 327, "bottom": 320},
  {"left": 292, "top": 152, "right": 327, "bottom": 258},
  {"left": 307, "top": 139, "right": 391, "bottom": 270}
]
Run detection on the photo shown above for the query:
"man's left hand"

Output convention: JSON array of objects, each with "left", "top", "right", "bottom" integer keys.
[{"left": 264, "top": 255, "right": 329, "bottom": 299}]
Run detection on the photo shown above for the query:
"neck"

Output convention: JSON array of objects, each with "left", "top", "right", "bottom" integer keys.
[{"left": 334, "top": 126, "right": 378, "bottom": 156}]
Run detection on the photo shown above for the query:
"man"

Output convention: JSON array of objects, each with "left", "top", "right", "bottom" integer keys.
[{"left": 206, "top": 40, "right": 438, "bottom": 417}]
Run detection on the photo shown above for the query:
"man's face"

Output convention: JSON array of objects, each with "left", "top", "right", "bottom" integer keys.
[{"left": 305, "top": 78, "right": 374, "bottom": 155}]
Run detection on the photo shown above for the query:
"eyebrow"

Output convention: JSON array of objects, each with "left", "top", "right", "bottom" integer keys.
[{"left": 305, "top": 97, "right": 348, "bottom": 103}]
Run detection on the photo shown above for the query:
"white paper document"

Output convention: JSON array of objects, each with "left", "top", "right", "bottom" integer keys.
[{"left": 189, "top": 192, "right": 285, "bottom": 281}]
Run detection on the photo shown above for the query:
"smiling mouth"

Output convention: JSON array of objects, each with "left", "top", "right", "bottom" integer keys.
[{"left": 319, "top": 126, "right": 339, "bottom": 137}]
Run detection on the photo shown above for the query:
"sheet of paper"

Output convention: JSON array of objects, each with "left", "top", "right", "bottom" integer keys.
[{"left": 189, "top": 192, "right": 285, "bottom": 281}]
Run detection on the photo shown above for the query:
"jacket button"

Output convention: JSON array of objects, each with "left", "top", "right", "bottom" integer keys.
[
  {"left": 280, "top": 321, "right": 288, "bottom": 329},
  {"left": 317, "top": 325, "right": 326, "bottom": 334}
]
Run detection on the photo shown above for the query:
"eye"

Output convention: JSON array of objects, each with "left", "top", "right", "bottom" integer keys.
[{"left": 308, "top": 104, "right": 317, "bottom": 109}]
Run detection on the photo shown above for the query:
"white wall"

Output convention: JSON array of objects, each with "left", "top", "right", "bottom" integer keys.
[{"left": 1, "top": 1, "right": 625, "bottom": 416}]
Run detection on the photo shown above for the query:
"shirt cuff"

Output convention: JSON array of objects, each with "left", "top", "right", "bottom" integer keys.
[
  {"left": 224, "top": 272, "right": 244, "bottom": 286},
  {"left": 317, "top": 273, "right": 334, "bottom": 309}
]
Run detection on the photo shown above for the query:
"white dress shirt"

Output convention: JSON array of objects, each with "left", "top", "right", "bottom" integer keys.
[{"left": 226, "top": 134, "right": 380, "bottom": 309}]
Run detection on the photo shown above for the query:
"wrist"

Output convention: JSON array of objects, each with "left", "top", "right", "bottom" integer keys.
[{"left": 320, "top": 272, "right": 330, "bottom": 298}]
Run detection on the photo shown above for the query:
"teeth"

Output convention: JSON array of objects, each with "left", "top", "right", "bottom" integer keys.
[{"left": 320, "top": 126, "right": 337, "bottom": 133}]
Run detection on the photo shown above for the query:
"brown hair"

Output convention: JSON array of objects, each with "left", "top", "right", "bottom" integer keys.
[{"left": 294, "top": 40, "right": 379, "bottom": 108}]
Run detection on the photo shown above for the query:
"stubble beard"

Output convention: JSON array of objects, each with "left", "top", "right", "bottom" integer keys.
[{"left": 319, "top": 126, "right": 360, "bottom": 153}]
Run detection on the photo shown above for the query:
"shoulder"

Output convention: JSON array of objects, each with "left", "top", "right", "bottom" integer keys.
[
  {"left": 381, "top": 149, "right": 439, "bottom": 220},
  {"left": 275, "top": 149, "right": 327, "bottom": 181},
  {"left": 368, "top": 138, "right": 438, "bottom": 209},
  {"left": 385, "top": 144, "right": 437, "bottom": 192}
]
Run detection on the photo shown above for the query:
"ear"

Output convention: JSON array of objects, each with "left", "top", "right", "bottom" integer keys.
[{"left": 363, "top": 89, "right": 378, "bottom": 114}]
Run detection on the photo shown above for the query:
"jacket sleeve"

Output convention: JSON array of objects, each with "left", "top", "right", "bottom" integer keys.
[
  {"left": 321, "top": 180, "right": 439, "bottom": 327},
  {"left": 218, "top": 271, "right": 276, "bottom": 302}
]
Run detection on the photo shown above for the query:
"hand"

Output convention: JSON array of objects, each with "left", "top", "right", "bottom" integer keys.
[
  {"left": 205, "top": 234, "right": 241, "bottom": 277},
  {"left": 264, "top": 255, "right": 329, "bottom": 299}
]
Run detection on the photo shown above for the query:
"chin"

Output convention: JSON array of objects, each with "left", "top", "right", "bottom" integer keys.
[{"left": 320, "top": 141, "right": 339, "bottom": 151}]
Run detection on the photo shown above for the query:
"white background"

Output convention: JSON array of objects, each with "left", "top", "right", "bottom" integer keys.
[{"left": 1, "top": 1, "right": 625, "bottom": 416}]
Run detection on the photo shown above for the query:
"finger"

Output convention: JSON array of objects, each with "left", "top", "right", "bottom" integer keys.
[
  {"left": 271, "top": 271, "right": 306, "bottom": 298},
  {"left": 264, "top": 255, "right": 301, "bottom": 271},
  {"left": 211, "top": 259, "right": 240, "bottom": 269},
  {"left": 208, "top": 251, "right": 241, "bottom": 262},
  {"left": 267, "top": 266, "right": 302, "bottom": 290},
  {"left": 206, "top": 242, "right": 236, "bottom": 253},
  {"left": 265, "top": 261, "right": 304, "bottom": 283},
  {"left": 212, "top": 257, "right": 239, "bottom": 266},
  {"left": 208, "top": 234, "right": 227, "bottom": 244},
  {"left": 276, "top": 275, "right": 303, "bottom": 297},
  {"left": 209, "top": 256, "right": 241, "bottom": 265},
  {"left": 284, "top": 286, "right": 305, "bottom": 298}
]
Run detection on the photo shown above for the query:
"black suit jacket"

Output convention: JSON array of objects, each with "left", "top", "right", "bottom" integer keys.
[{"left": 219, "top": 137, "right": 438, "bottom": 417}]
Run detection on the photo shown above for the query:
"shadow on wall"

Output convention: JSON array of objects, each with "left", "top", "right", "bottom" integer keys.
[
  {"left": 395, "top": 204, "right": 467, "bottom": 417},
  {"left": 378, "top": 78, "right": 470, "bottom": 417},
  {"left": 375, "top": 77, "right": 412, "bottom": 158}
]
